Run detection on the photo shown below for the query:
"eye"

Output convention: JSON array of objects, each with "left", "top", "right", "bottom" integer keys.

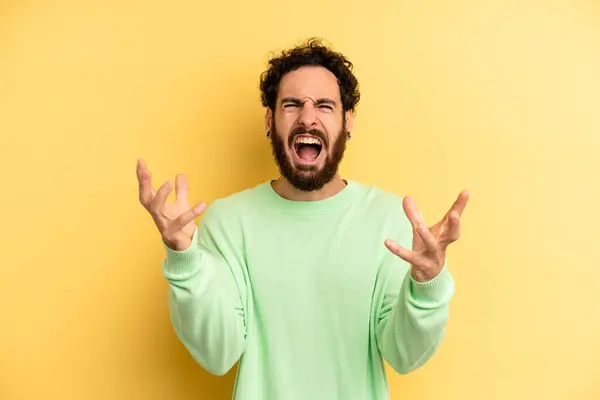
[
  {"left": 319, "top": 105, "right": 333, "bottom": 110},
  {"left": 283, "top": 103, "right": 298, "bottom": 108}
]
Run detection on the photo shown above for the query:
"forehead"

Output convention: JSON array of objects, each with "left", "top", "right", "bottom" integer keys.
[{"left": 277, "top": 66, "right": 341, "bottom": 101}]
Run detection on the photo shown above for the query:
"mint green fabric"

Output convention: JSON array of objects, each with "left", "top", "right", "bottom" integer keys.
[{"left": 162, "top": 180, "right": 454, "bottom": 399}]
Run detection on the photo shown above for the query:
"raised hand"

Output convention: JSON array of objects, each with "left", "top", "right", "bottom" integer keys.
[
  {"left": 136, "top": 159, "right": 206, "bottom": 251},
  {"left": 384, "top": 191, "right": 470, "bottom": 282}
]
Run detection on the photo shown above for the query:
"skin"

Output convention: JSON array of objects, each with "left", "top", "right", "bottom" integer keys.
[
  {"left": 265, "top": 66, "right": 354, "bottom": 201},
  {"left": 384, "top": 192, "right": 470, "bottom": 282},
  {"left": 136, "top": 65, "right": 470, "bottom": 282}
]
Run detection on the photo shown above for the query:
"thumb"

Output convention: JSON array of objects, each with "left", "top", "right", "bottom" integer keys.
[{"left": 173, "top": 202, "right": 207, "bottom": 232}]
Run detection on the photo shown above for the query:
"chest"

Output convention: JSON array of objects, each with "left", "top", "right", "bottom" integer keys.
[{"left": 241, "top": 214, "right": 386, "bottom": 316}]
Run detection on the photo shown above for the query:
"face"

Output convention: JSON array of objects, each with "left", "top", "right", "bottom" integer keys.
[{"left": 267, "top": 66, "right": 353, "bottom": 192}]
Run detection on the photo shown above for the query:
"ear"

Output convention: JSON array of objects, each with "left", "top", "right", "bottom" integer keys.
[
  {"left": 344, "top": 110, "right": 355, "bottom": 133},
  {"left": 265, "top": 108, "right": 273, "bottom": 132}
]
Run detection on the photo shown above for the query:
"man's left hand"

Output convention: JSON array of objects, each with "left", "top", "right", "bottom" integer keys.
[{"left": 385, "top": 191, "right": 470, "bottom": 282}]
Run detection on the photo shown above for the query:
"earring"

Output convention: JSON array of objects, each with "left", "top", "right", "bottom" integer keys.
[
  {"left": 266, "top": 130, "right": 270, "bottom": 137},
  {"left": 347, "top": 131, "right": 352, "bottom": 139}
]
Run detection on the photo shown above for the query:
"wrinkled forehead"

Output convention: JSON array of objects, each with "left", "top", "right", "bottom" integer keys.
[{"left": 277, "top": 66, "right": 341, "bottom": 103}]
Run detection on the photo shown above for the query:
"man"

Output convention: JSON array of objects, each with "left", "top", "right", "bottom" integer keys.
[{"left": 137, "top": 38, "right": 469, "bottom": 399}]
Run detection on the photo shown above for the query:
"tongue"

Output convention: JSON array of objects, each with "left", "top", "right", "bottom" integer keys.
[{"left": 298, "top": 145, "right": 319, "bottom": 161}]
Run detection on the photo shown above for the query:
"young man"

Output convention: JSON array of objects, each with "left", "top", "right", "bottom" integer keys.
[{"left": 136, "top": 38, "right": 469, "bottom": 399}]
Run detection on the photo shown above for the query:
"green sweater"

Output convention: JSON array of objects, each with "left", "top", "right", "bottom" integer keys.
[{"left": 162, "top": 180, "right": 455, "bottom": 399}]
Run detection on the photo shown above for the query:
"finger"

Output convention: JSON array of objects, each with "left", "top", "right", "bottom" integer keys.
[
  {"left": 415, "top": 223, "right": 439, "bottom": 253},
  {"left": 448, "top": 190, "right": 470, "bottom": 217},
  {"left": 402, "top": 196, "right": 426, "bottom": 229},
  {"left": 442, "top": 211, "right": 461, "bottom": 244},
  {"left": 384, "top": 239, "right": 419, "bottom": 265},
  {"left": 171, "top": 202, "right": 207, "bottom": 231},
  {"left": 149, "top": 180, "right": 172, "bottom": 215},
  {"left": 175, "top": 174, "right": 190, "bottom": 207},
  {"left": 137, "top": 159, "right": 155, "bottom": 207}
]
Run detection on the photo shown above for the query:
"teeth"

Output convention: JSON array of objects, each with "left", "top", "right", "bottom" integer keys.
[{"left": 295, "top": 136, "right": 322, "bottom": 145}]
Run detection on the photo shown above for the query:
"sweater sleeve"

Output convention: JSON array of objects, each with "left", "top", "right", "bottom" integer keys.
[
  {"left": 375, "top": 210, "right": 455, "bottom": 374},
  {"left": 161, "top": 204, "right": 247, "bottom": 376}
]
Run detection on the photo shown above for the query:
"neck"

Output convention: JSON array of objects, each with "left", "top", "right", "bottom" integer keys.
[{"left": 271, "top": 174, "right": 347, "bottom": 201}]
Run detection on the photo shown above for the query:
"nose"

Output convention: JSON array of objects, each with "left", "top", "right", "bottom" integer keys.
[{"left": 298, "top": 102, "right": 317, "bottom": 128}]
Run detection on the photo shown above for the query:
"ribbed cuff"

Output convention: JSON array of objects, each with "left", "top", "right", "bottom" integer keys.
[
  {"left": 409, "top": 264, "right": 455, "bottom": 305},
  {"left": 162, "top": 228, "right": 201, "bottom": 277}
]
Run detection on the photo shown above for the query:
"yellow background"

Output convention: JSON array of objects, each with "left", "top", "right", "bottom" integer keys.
[{"left": 2, "top": 0, "right": 599, "bottom": 399}]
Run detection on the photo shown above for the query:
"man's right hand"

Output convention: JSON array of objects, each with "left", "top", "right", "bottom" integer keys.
[{"left": 137, "top": 159, "right": 207, "bottom": 251}]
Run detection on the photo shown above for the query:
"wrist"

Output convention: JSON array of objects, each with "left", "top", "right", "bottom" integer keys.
[
  {"left": 162, "top": 228, "right": 200, "bottom": 277},
  {"left": 408, "top": 264, "right": 455, "bottom": 305},
  {"left": 162, "top": 236, "right": 192, "bottom": 252},
  {"left": 410, "top": 252, "right": 446, "bottom": 282},
  {"left": 411, "top": 266, "right": 442, "bottom": 283}
]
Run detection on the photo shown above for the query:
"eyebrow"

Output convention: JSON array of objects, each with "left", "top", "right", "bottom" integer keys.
[{"left": 280, "top": 97, "right": 337, "bottom": 107}]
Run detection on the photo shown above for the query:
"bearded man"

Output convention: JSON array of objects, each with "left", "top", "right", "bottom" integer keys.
[{"left": 136, "top": 38, "right": 469, "bottom": 400}]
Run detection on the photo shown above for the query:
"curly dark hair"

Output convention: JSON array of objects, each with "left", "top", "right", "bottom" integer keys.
[{"left": 259, "top": 38, "right": 361, "bottom": 113}]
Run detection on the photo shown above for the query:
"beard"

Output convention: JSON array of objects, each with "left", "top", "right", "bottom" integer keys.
[{"left": 269, "top": 116, "right": 348, "bottom": 192}]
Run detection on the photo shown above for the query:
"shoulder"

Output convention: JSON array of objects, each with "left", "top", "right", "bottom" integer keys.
[
  {"left": 200, "top": 181, "right": 268, "bottom": 224},
  {"left": 350, "top": 181, "right": 406, "bottom": 213},
  {"left": 348, "top": 180, "right": 412, "bottom": 230}
]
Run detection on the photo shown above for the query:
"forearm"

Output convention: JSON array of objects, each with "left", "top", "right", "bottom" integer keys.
[
  {"left": 162, "top": 234, "right": 246, "bottom": 376},
  {"left": 377, "top": 265, "right": 455, "bottom": 374}
]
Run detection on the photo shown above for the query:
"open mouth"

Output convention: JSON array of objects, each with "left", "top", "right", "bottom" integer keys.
[{"left": 293, "top": 135, "right": 323, "bottom": 163}]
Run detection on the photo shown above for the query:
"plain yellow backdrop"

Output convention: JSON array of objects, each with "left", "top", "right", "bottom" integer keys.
[{"left": 2, "top": 0, "right": 599, "bottom": 399}]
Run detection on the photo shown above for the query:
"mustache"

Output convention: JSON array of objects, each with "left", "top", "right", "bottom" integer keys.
[{"left": 288, "top": 127, "right": 328, "bottom": 148}]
